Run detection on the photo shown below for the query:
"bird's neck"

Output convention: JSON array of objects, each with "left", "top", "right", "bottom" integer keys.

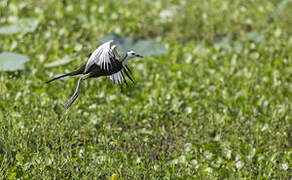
[{"left": 119, "top": 53, "right": 129, "bottom": 65}]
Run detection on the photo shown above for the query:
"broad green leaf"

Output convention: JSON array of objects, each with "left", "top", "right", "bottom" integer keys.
[
  {"left": 0, "top": 52, "right": 30, "bottom": 71},
  {"left": 245, "top": 32, "right": 264, "bottom": 42},
  {"left": 276, "top": 0, "right": 292, "bottom": 33},
  {"left": 134, "top": 40, "right": 167, "bottom": 57},
  {"left": 276, "top": 0, "right": 291, "bottom": 14},
  {"left": 44, "top": 56, "right": 74, "bottom": 68},
  {"left": 214, "top": 34, "right": 233, "bottom": 51},
  {"left": 0, "top": 18, "right": 39, "bottom": 35},
  {"left": 99, "top": 33, "right": 167, "bottom": 57}
]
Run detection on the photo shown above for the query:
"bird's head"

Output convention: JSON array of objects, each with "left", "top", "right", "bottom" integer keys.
[{"left": 126, "top": 50, "right": 143, "bottom": 58}]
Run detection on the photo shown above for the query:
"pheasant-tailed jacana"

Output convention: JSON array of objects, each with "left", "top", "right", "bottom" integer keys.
[{"left": 46, "top": 40, "right": 143, "bottom": 108}]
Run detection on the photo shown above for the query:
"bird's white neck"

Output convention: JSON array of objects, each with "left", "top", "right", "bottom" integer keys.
[
  {"left": 120, "top": 54, "right": 129, "bottom": 65},
  {"left": 122, "top": 56, "right": 130, "bottom": 65}
]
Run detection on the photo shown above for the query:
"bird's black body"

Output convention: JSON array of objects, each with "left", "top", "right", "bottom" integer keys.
[
  {"left": 45, "top": 56, "right": 135, "bottom": 109},
  {"left": 45, "top": 57, "right": 123, "bottom": 83},
  {"left": 46, "top": 40, "right": 142, "bottom": 109},
  {"left": 87, "top": 59, "right": 123, "bottom": 77}
]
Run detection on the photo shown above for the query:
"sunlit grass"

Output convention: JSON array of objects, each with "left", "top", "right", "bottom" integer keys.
[{"left": 0, "top": 0, "right": 291, "bottom": 179}]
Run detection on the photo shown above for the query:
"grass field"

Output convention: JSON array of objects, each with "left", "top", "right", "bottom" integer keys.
[{"left": 0, "top": 0, "right": 291, "bottom": 179}]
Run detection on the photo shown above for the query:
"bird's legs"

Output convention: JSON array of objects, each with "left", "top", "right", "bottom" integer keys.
[{"left": 65, "top": 74, "right": 89, "bottom": 109}]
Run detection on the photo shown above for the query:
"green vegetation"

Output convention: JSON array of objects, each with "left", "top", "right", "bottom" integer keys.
[{"left": 0, "top": 0, "right": 291, "bottom": 179}]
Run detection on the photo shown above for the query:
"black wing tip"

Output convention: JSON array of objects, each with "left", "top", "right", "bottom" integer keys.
[
  {"left": 120, "top": 71, "right": 129, "bottom": 87},
  {"left": 123, "top": 68, "right": 135, "bottom": 84},
  {"left": 125, "top": 65, "right": 133, "bottom": 75}
]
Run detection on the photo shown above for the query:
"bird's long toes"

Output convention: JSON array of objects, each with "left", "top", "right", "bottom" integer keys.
[{"left": 65, "top": 93, "right": 79, "bottom": 109}]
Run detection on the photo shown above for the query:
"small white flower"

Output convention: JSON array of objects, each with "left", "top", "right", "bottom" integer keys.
[
  {"left": 79, "top": 149, "right": 84, "bottom": 156},
  {"left": 66, "top": 5, "right": 73, "bottom": 12},
  {"left": 258, "top": 155, "right": 264, "bottom": 161},
  {"left": 205, "top": 151, "right": 212, "bottom": 159},
  {"left": 45, "top": 31, "right": 51, "bottom": 38},
  {"left": 171, "top": 159, "right": 178, "bottom": 165},
  {"left": 91, "top": 5, "right": 97, "bottom": 11},
  {"left": 136, "top": 157, "right": 141, "bottom": 164},
  {"left": 114, "top": 27, "right": 121, "bottom": 34},
  {"left": 261, "top": 124, "right": 268, "bottom": 132},
  {"left": 99, "top": 91, "right": 104, "bottom": 98},
  {"left": 205, "top": 167, "right": 212, "bottom": 173},
  {"left": 89, "top": 104, "right": 96, "bottom": 109},
  {"left": 15, "top": 92, "right": 21, "bottom": 100},
  {"left": 214, "top": 134, "right": 220, "bottom": 141},
  {"left": 282, "top": 163, "right": 288, "bottom": 171},
  {"left": 226, "top": 150, "right": 231, "bottom": 159},
  {"left": 186, "top": 107, "right": 192, "bottom": 114},
  {"left": 275, "top": 28, "right": 282, "bottom": 37},
  {"left": 202, "top": 13, "right": 208, "bottom": 20},
  {"left": 136, "top": 64, "right": 144, "bottom": 70},
  {"left": 83, "top": 112, "right": 89, "bottom": 116},
  {"left": 95, "top": 156, "right": 106, "bottom": 164},
  {"left": 191, "top": 159, "right": 197, "bottom": 165},
  {"left": 109, "top": 95, "right": 116, "bottom": 100},
  {"left": 98, "top": 6, "right": 104, "bottom": 13},
  {"left": 281, "top": 104, "right": 285, "bottom": 109},
  {"left": 159, "top": 9, "right": 173, "bottom": 23},
  {"left": 235, "top": 154, "right": 241, "bottom": 161},
  {"left": 34, "top": 7, "right": 43, "bottom": 14},
  {"left": 250, "top": 43, "right": 256, "bottom": 49},
  {"left": 186, "top": 55, "right": 192, "bottom": 64},
  {"left": 236, "top": 161, "right": 243, "bottom": 168},
  {"left": 184, "top": 143, "right": 192, "bottom": 152},
  {"left": 8, "top": 16, "right": 18, "bottom": 23},
  {"left": 179, "top": 155, "right": 186, "bottom": 163},
  {"left": 39, "top": 54, "right": 45, "bottom": 62},
  {"left": 74, "top": 44, "right": 83, "bottom": 52},
  {"left": 111, "top": 13, "right": 118, "bottom": 20}
]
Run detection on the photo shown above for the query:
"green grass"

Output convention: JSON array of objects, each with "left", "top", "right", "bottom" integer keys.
[{"left": 0, "top": 0, "right": 291, "bottom": 179}]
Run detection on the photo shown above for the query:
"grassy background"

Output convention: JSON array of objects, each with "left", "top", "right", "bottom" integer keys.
[{"left": 0, "top": 0, "right": 291, "bottom": 179}]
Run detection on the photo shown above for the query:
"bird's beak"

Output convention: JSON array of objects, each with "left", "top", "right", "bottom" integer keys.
[{"left": 136, "top": 54, "right": 144, "bottom": 58}]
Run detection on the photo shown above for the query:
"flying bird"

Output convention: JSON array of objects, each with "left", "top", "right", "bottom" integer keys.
[{"left": 46, "top": 40, "right": 143, "bottom": 108}]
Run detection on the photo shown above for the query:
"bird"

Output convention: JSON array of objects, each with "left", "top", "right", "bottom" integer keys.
[{"left": 45, "top": 40, "right": 143, "bottom": 109}]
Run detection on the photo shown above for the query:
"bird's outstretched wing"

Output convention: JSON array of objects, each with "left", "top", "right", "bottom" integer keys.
[
  {"left": 109, "top": 71, "right": 125, "bottom": 87},
  {"left": 84, "top": 40, "right": 118, "bottom": 73},
  {"left": 108, "top": 66, "right": 135, "bottom": 87}
]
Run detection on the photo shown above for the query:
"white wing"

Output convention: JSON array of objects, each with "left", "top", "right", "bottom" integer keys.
[
  {"left": 109, "top": 71, "right": 125, "bottom": 86},
  {"left": 84, "top": 40, "right": 117, "bottom": 73}
]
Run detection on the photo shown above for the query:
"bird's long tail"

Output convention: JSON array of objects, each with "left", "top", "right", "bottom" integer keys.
[
  {"left": 45, "top": 73, "right": 71, "bottom": 84},
  {"left": 45, "top": 65, "right": 86, "bottom": 84}
]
